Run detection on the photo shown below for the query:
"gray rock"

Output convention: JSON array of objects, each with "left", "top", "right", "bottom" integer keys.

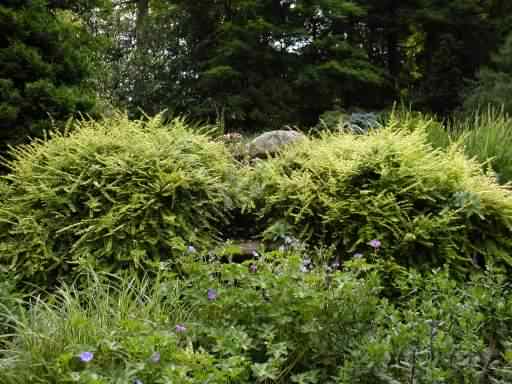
[{"left": 246, "top": 130, "right": 305, "bottom": 158}]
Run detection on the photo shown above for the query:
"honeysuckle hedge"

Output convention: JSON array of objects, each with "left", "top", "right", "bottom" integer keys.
[
  {"left": 0, "top": 115, "right": 239, "bottom": 287},
  {"left": 243, "top": 116, "right": 512, "bottom": 273},
  {"left": 1, "top": 113, "right": 512, "bottom": 289}
]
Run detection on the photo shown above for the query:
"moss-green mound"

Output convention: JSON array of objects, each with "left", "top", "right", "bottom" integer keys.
[
  {"left": 245, "top": 125, "right": 512, "bottom": 272},
  {"left": 0, "top": 115, "right": 237, "bottom": 287}
]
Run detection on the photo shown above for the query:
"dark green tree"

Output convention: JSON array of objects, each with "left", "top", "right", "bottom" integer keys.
[
  {"left": 462, "top": 32, "right": 512, "bottom": 114},
  {"left": 0, "top": 0, "right": 101, "bottom": 156},
  {"left": 403, "top": 0, "right": 511, "bottom": 114},
  {"left": 100, "top": 0, "right": 390, "bottom": 130},
  {"left": 96, "top": 0, "right": 512, "bottom": 126}
]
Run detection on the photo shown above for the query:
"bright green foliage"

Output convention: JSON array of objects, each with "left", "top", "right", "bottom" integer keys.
[
  {"left": 447, "top": 107, "right": 512, "bottom": 184},
  {"left": 244, "top": 117, "right": 512, "bottom": 272},
  {"left": 407, "top": 106, "right": 512, "bottom": 184},
  {"left": 0, "top": 115, "right": 237, "bottom": 288},
  {"left": 0, "top": 0, "right": 101, "bottom": 156},
  {"left": 2, "top": 260, "right": 512, "bottom": 383}
]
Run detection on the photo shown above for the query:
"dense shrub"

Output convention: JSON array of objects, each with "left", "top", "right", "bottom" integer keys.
[
  {"left": 244, "top": 121, "right": 512, "bottom": 273},
  {"left": 384, "top": 107, "right": 453, "bottom": 150},
  {"left": 395, "top": 106, "right": 512, "bottom": 184},
  {"left": 448, "top": 108, "right": 512, "bottom": 184},
  {"left": 0, "top": 114, "right": 238, "bottom": 288},
  {"left": 1, "top": 259, "right": 512, "bottom": 383}
]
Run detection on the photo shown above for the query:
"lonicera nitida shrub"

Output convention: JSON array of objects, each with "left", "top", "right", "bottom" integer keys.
[
  {"left": 0, "top": 114, "right": 238, "bottom": 289},
  {"left": 2, "top": 257, "right": 512, "bottom": 384},
  {"left": 243, "top": 120, "right": 512, "bottom": 273}
]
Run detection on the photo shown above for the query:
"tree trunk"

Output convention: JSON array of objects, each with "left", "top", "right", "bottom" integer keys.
[
  {"left": 136, "top": 0, "right": 149, "bottom": 48},
  {"left": 386, "top": 2, "right": 400, "bottom": 90},
  {"left": 134, "top": 0, "right": 149, "bottom": 111}
]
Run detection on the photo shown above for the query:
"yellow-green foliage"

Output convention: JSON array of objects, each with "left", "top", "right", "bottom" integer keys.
[
  {"left": 450, "top": 107, "right": 512, "bottom": 184},
  {"left": 0, "top": 114, "right": 237, "bottom": 288},
  {"left": 245, "top": 126, "right": 512, "bottom": 272},
  {"left": 3, "top": 112, "right": 512, "bottom": 288}
]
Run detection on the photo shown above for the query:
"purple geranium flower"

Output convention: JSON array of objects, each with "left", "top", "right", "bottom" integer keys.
[
  {"left": 133, "top": 379, "right": 143, "bottom": 384},
  {"left": 207, "top": 288, "right": 218, "bottom": 301},
  {"left": 175, "top": 324, "right": 187, "bottom": 333},
  {"left": 186, "top": 245, "right": 197, "bottom": 254},
  {"left": 368, "top": 239, "right": 381, "bottom": 249},
  {"left": 249, "top": 264, "right": 258, "bottom": 273},
  {"left": 79, "top": 351, "right": 94, "bottom": 363},
  {"left": 150, "top": 351, "right": 160, "bottom": 363}
]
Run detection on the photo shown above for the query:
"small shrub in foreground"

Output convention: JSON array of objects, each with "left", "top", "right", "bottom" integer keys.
[
  {"left": 0, "top": 114, "right": 238, "bottom": 289},
  {"left": 1, "top": 259, "right": 512, "bottom": 383}
]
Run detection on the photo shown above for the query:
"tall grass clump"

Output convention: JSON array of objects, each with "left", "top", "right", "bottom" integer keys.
[
  {"left": 0, "top": 273, "right": 203, "bottom": 384},
  {"left": 0, "top": 114, "right": 238, "bottom": 289},
  {"left": 244, "top": 121, "right": 512, "bottom": 272},
  {"left": 450, "top": 106, "right": 512, "bottom": 184}
]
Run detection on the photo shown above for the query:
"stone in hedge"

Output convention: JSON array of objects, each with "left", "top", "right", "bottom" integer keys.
[{"left": 246, "top": 130, "right": 305, "bottom": 158}]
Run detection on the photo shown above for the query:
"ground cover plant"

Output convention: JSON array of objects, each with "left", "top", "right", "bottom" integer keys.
[
  {"left": 1, "top": 258, "right": 512, "bottom": 384},
  {"left": 0, "top": 114, "right": 238, "bottom": 288}
]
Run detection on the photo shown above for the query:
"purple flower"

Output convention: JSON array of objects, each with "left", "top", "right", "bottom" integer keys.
[
  {"left": 249, "top": 264, "right": 258, "bottom": 273},
  {"left": 150, "top": 351, "right": 160, "bottom": 363},
  {"left": 353, "top": 253, "right": 364, "bottom": 259},
  {"left": 175, "top": 324, "right": 187, "bottom": 333},
  {"left": 186, "top": 245, "right": 197, "bottom": 254},
  {"left": 368, "top": 239, "right": 381, "bottom": 249},
  {"left": 78, "top": 351, "right": 94, "bottom": 363},
  {"left": 133, "top": 379, "right": 143, "bottom": 384},
  {"left": 207, "top": 288, "right": 218, "bottom": 301},
  {"left": 331, "top": 260, "right": 341, "bottom": 268}
]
